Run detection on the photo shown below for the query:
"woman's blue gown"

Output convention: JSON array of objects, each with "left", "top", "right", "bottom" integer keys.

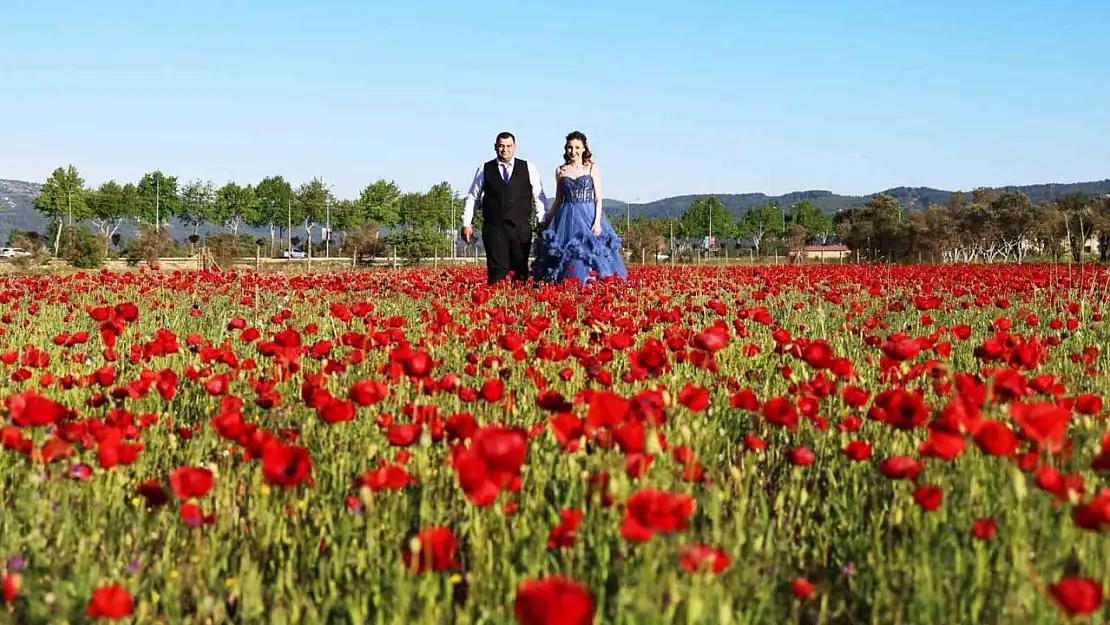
[{"left": 531, "top": 173, "right": 628, "bottom": 286}]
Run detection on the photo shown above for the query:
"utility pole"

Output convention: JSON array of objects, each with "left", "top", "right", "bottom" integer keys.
[
  {"left": 325, "top": 196, "right": 331, "bottom": 259},
  {"left": 155, "top": 176, "right": 160, "bottom": 233},
  {"left": 627, "top": 197, "right": 640, "bottom": 234},
  {"left": 670, "top": 219, "right": 674, "bottom": 266},
  {"left": 708, "top": 200, "right": 713, "bottom": 257},
  {"left": 65, "top": 186, "right": 73, "bottom": 253}
]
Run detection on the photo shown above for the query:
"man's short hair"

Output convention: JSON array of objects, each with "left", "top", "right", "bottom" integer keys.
[{"left": 496, "top": 132, "right": 515, "bottom": 143}]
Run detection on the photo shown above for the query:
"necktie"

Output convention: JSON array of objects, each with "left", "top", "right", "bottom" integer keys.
[{"left": 502, "top": 163, "right": 510, "bottom": 183}]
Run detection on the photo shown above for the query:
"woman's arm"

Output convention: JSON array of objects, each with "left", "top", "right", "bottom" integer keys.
[
  {"left": 549, "top": 166, "right": 565, "bottom": 222},
  {"left": 590, "top": 163, "right": 603, "bottom": 232}
]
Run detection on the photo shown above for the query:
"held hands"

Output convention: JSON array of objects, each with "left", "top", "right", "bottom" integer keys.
[{"left": 461, "top": 226, "right": 473, "bottom": 243}]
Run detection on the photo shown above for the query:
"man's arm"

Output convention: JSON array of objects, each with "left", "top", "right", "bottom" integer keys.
[
  {"left": 461, "top": 166, "right": 484, "bottom": 229},
  {"left": 528, "top": 161, "right": 546, "bottom": 224}
]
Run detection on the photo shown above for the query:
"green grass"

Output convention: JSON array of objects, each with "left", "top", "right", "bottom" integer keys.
[{"left": 0, "top": 263, "right": 1107, "bottom": 624}]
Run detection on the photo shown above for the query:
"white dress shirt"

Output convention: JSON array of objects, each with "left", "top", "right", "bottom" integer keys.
[{"left": 460, "top": 158, "right": 546, "bottom": 228}]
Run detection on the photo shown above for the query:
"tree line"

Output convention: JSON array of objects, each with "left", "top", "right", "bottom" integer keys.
[
  {"left": 29, "top": 165, "right": 1110, "bottom": 266},
  {"left": 30, "top": 165, "right": 464, "bottom": 258},
  {"left": 616, "top": 198, "right": 835, "bottom": 260},
  {"left": 616, "top": 189, "right": 1110, "bottom": 264},
  {"left": 833, "top": 188, "right": 1110, "bottom": 263}
]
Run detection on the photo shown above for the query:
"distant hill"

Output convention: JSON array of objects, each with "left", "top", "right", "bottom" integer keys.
[
  {"left": 3, "top": 177, "right": 1109, "bottom": 245},
  {"left": 0, "top": 179, "right": 272, "bottom": 245},
  {"left": 598, "top": 180, "right": 1110, "bottom": 222},
  {"left": 0, "top": 179, "right": 49, "bottom": 239}
]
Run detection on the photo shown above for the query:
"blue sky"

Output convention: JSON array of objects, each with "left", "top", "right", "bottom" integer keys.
[{"left": 1, "top": 0, "right": 1107, "bottom": 203}]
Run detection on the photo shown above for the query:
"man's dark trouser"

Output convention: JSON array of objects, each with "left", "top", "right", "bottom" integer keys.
[{"left": 483, "top": 222, "right": 532, "bottom": 285}]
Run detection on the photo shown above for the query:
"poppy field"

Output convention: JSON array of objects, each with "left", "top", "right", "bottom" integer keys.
[{"left": 1, "top": 263, "right": 1108, "bottom": 624}]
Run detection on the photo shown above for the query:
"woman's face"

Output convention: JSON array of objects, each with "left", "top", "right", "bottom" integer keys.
[{"left": 565, "top": 139, "right": 585, "bottom": 162}]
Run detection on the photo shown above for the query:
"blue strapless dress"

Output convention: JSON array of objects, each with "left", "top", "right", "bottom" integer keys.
[{"left": 531, "top": 174, "right": 628, "bottom": 286}]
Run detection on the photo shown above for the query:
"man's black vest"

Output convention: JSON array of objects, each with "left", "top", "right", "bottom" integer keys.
[{"left": 481, "top": 158, "right": 533, "bottom": 228}]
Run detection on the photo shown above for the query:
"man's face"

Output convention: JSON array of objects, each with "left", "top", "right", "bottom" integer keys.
[{"left": 495, "top": 137, "right": 516, "bottom": 162}]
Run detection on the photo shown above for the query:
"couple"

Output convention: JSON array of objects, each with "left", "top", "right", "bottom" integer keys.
[{"left": 460, "top": 131, "right": 628, "bottom": 287}]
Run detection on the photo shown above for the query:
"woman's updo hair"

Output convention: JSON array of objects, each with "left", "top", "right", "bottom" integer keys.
[{"left": 563, "top": 130, "right": 592, "bottom": 164}]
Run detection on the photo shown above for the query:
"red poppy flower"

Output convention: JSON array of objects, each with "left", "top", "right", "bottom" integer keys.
[
  {"left": 678, "top": 544, "right": 731, "bottom": 574},
  {"left": 1047, "top": 576, "right": 1103, "bottom": 617},
  {"left": 402, "top": 526, "right": 458, "bottom": 573},
  {"left": 7, "top": 392, "right": 68, "bottom": 427},
  {"left": 620, "top": 488, "right": 695, "bottom": 541},
  {"left": 453, "top": 425, "right": 528, "bottom": 507},
  {"left": 513, "top": 576, "right": 595, "bottom": 625},
  {"left": 971, "top": 517, "right": 997, "bottom": 540},
  {"left": 261, "top": 443, "right": 313, "bottom": 488},
  {"left": 913, "top": 485, "right": 943, "bottom": 511},
  {"left": 791, "top": 578, "right": 815, "bottom": 600},
  {"left": 547, "top": 509, "right": 583, "bottom": 549},
  {"left": 169, "top": 466, "right": 214, "bottom": 499},
  {"left": 86, "top": 583, "right": 134, "bottom": 619},
  {"left": 842, "top": 440, "right": 872, "bottom": 461}
]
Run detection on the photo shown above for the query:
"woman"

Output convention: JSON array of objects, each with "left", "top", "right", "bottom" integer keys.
[{"left": 531, "top": 131, "right": 628, "bottom": 286}]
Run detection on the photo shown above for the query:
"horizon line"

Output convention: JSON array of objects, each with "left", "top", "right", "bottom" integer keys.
[{"left": 2, "top": 175, "right": 1109, "bottom": 206}]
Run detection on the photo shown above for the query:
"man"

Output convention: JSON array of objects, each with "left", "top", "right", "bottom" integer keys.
[{"left": 461, "top": 131, "right": 546, "bottom": 285}]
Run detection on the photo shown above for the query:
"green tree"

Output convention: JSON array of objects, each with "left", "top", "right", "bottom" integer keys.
[
  {"left": 87, "top": 180, "right": 140, "bottom": 252},
  {"left": 398, "top": 191, "right": 430, "bottom": 229},
  {"left": 622, "top": 216, "right": 669, "bottom": 263},
  {"left": 835, "top": 194, "right": 908, "bottom": 262},
  {"left": 255, "top": 175, "right": 295, "bottom": 256},
  {"left": 989, "top": 191, "right": 1038, "bottom": 262},
  {"left": 904, "top": 203, "right": 958, "bottom": 262},
  {"left": 678, "top": 197, "right": 732, "bottom": 240},
  {"left": 424, "top": 182, "right": 462, "bottom": 231},
  {"left": 1094, "top": 195, "right": 1110, "bottom": 262},
  {"left": 786, "top": 223, "right": 809, "bottom": 261},
  {"left": 1029, "top": 203, "right": 1066, "bottom": 261},
  {"left": 293, "top": 178, "right": 332, "bottom": 256},
  {"left": 135, "top": 171, "right": 181, "bottom": 231},
  {"left": 179, "top": 179, "right": 218, "bottom": 238},
  {"left": 736, "top": 202, "right": 783, "bottom": 255},
  {"left": 34, "top": 165, "right": 90, "bottom": 255},
  {"left": 329, "top": 198, "right": 361, "bottom": 232},
  {"left": 943, "top": 192, "right": 994, "bottom": 262},
  {"left": 358, "top": 179, "right": 402, "bottom": 228},
  {"left": 321, "top": 197, "right": 358, "bottom": 256},
  {"left": 787, "top": 200, "right": 833, "bottom": 244},
  {"left": 1055, "top": 192, "right": 1096, "bottom": 263},
  {"left": 214, "top": 182, "right": 260, "bottom": 236}
]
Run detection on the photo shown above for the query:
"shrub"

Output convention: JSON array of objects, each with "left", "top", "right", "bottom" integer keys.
[
  {"left": 342, "top": 222, "right": 385, "bottom": 264},
  {"left": 383, "top": 226, "right": 450, "bottom": 265},
  {"left": 48, "top": 225, "right": 105, "bottom": 269},
  {"left": 4, "top": 230, "right": 52, "bottom": 270},
  {"left": 205, "top": 232, "right": 257, "bottom": 268},
  {"left": 124, "top": 226, "right": 175, "bottom": 267}
]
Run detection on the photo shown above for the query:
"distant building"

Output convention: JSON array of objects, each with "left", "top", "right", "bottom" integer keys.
[{"left": 796, "top": 244, "right": 850, "bottom": 261}]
